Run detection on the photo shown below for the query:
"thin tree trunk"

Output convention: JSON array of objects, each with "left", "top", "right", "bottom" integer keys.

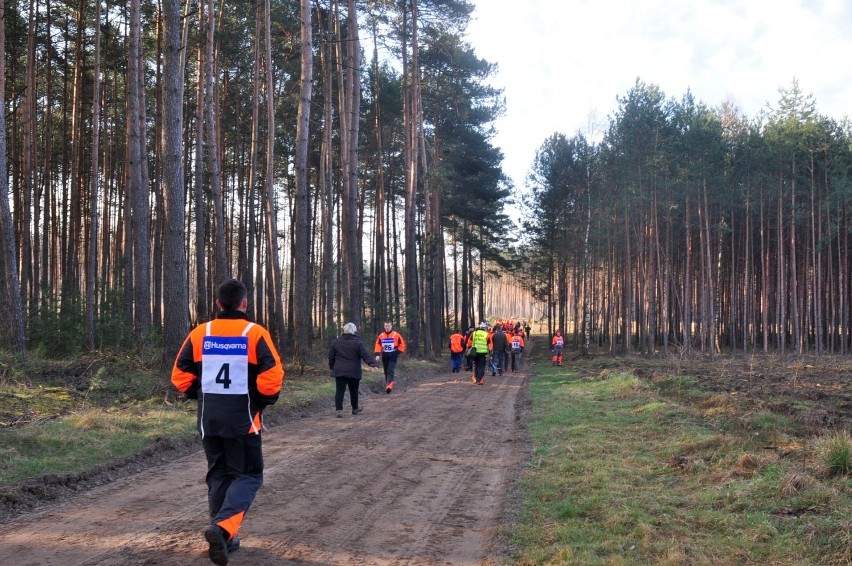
[
  {"left": 21, "top": 0, "right": 36, "bottom": 307},
  {"left": 371, "top": 16, "right": 386, "bottom": 328},
  {"left": 205, "top": 0, "right": 228, "bottom": 286},
  {"left": 582, "top": 171, "right": 592, "bottom": 356},
  {"left": 128, "top": 0, "right": 151, "bottom": 334},
  {"left": 245, "top": 0, "right": 262, "bottom": 314},
  {"left": 319, "top": 4, "right": 334, "bottom": 336},
  {"left": 86, "top": 0, "right": 103, "bottom": 350},
  {"left": 790, "top": 168, "right": 801, "bottom": 354},
  {"left": 194, "top": 35, "right": 207, "bottom": 322},
  {"left": 263, "top": 0, "right": 286, "bottom": 349},
  {"left": 402, "top": 0, "right": 421, "bottom": 355}
]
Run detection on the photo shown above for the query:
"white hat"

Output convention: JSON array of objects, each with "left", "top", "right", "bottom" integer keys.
[
  {"left": 480, "top": 321, "right": 488, "bottom": 329},
  {"left": 342, "top": 322, "right": 357, "bottom": 335}
]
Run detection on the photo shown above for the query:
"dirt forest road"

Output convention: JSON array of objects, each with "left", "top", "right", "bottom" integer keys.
[{"left": 0, "top": 363, "right": 529, "bottom": 565}]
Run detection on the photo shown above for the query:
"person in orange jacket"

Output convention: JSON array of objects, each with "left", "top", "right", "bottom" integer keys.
[
  {"left": 551, "top": 329, "right": 564, "bottom": 366},
  {"left": 448, "top": 329, "right": 465, "bottom": 373},
  {"left": 374, "top": 320, "right": 406, "bottom": 393},
  {"left": 509, "top": 329, "right": 525, "bottom": 372},
  {"left": 172, "top": 278, "right": 284, "bottom": 566}
]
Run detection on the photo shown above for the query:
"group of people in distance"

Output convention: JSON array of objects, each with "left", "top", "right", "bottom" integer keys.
[{"left": 448, "top": 319, "right": 532, "bottom": 385}]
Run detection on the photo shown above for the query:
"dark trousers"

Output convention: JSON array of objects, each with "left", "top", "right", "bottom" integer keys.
[
  {"left": 511, "top": 350, "right": 522, "bottom": 371},
  {"left": 335, "top": 376, "right": 360, "bottom": 410},
  {"left": 473, "top": 353, "right": 487, "bottom": 382},
  {"left": 203, "top": 434, "right": 264, "bottom": 538},
  {"left": 381, "top": 352, "right": 399, "bottom": 383},
  {"left": 450, "top": 352, "right": 462, "bottom": 372},
  {"left": 491, "top": 350, "right": 505, "bottom": 374}
]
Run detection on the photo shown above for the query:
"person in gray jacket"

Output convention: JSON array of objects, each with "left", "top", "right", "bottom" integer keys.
[{"left": 328, "top": 322, "right": 379, "bottom": 417}]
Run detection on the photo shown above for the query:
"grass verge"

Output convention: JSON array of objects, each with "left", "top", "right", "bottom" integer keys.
[{"left": 511, "top": 355, "right": 851, "bottom": 565}]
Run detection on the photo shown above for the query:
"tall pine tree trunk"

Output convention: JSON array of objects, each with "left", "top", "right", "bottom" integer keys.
[
  {"left": 402, "top": 0, "right": 421, "bottom": 355},
  {"left": 161, "top": 0, "right": 190, "bottom": 362},
  {"left": 245, "top": 0, "right": 262, "bottom": 314},
  {"left": 319, "top": 5, "right": 335, "bottom": 336},
  {"left": 205, "top": 0, "right": 228, "bottom": 287},
  {"left": 85, "top": 0, "right": 102, "bottom": 350},
  {"left": 128, "top": 0, "right": 151, "bottom": 335},
  {"left": 293, "top": 0, "right": 313, "bottom": 361},
  {"left": 263, "top": 0, "right": 286, "bottom": 348},
  {"left": 0, "top": 1, "right": 26, "bottom": 353},
  {"left": 194, "top": 37, "right": 207, "bottom": 322}
]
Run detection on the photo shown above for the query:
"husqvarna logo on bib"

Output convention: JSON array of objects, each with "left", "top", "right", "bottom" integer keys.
[{"left": 201, "top": 336, "right": 249, "bottom": 394}]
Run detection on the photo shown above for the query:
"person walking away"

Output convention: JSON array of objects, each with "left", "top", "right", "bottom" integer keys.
[
  {"left": 551, "top": 329, "right": 564, "bottom": 366},
  {"left": 463, "top": 325, "right": 476, "bottom": 371},
  {"left": 448, "top": 329, "right": 465, "bottom": 373},
  {"left": 329, "top": 322, "right": 379, "bottom": 417},
  {"left": 171, "top": 278, "right": 284, "bottom": 566},
  {"left": 490, "top": 325, "right": 508, "bottom": 376},
  {"left": 467, "top": 322, "right": 490, "bottom": 384},
  {"left": 374, "top": 320, "right": 406, "bottom": 393},
  {"left": 510, "top": 329, "right": 525, "bottom": 372}
]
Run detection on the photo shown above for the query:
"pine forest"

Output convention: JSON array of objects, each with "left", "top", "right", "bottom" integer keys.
[{"left": 0, "top": 0, "right": 850, "bottom": 364}]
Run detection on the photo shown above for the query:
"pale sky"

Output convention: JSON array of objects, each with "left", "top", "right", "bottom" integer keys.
[{"left": 467, "top": 0, "right": 852, "bottom": 192}]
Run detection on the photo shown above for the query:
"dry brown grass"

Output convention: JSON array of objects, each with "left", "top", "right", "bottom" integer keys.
[{"left": 780, "top": 471, "right": 813, "bottom": 496}]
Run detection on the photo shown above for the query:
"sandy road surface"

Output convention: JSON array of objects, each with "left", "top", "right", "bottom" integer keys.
[{"left": 0, "top": 366, "right": 528, "bottom": 565}]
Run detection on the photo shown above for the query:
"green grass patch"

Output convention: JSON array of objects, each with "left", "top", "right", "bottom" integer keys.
[
  {"left": 0, "top": 403, "right": 196, "bottom": 485},
  {"left": 511, "top": 357, "right": 852, "bottom": 565}
]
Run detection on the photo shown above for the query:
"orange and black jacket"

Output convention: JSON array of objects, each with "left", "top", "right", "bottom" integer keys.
[
  {"left": 374, "top": 330, "right": 406, "bottom": 355},
  {"left": 449, "top": 333, "right": 465, "bottom": 353},
  {"left": 171, "top": 310, "right": 284, "bottom": 439}
]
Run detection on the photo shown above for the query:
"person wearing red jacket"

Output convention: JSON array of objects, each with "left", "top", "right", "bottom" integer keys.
[
  {"left": 509, "top": 330, "right": 525, "bottom": 372},
  {"left": 448, "top": 329, "right": 465, "bottom": 373},
  {"left": 172, "top": 278, "right": 284, "bottom": 566},
  {"left": 551, "top": 329, "right": 564, "bottom": 366},
  {"left": 374, "top": 320, "right": 406, "bottom": 393}
]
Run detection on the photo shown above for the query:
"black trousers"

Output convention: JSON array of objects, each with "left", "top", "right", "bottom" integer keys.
[
  {"left": 335, "top": 376, "right": 360, "bottom": 410},
  {"left": 203, "top": 433, "right": 264, "bottom": 537},
  {"left": 511, "top": 350, "right": 522, "bottom": 371},
  {"left": 473, "top": 353, "right": 487, "bottom": 382},
  {"left": 381, "top": 352, "right": 399, "bottom": 383}
]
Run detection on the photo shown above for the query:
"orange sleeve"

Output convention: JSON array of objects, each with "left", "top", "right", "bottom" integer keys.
[
  {"left": 171, "top": 326, "right": 203, "bottom": 393},
  {"left": 396, "top": 331, "right": 406, "bottom": 352},
  {"left": 251, "top": 326, "right": 284, "bottom": 397},
  {"left": 374, "top": 333, "right": 383, "bottom": 353}
]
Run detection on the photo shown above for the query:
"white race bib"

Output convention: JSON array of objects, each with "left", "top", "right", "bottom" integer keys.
[
  {"left": 201, "top": 336, "right": 249, "bottom": 395},
  {"left": 381, "top": 337, "right": 396, "bottom": 352}
]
